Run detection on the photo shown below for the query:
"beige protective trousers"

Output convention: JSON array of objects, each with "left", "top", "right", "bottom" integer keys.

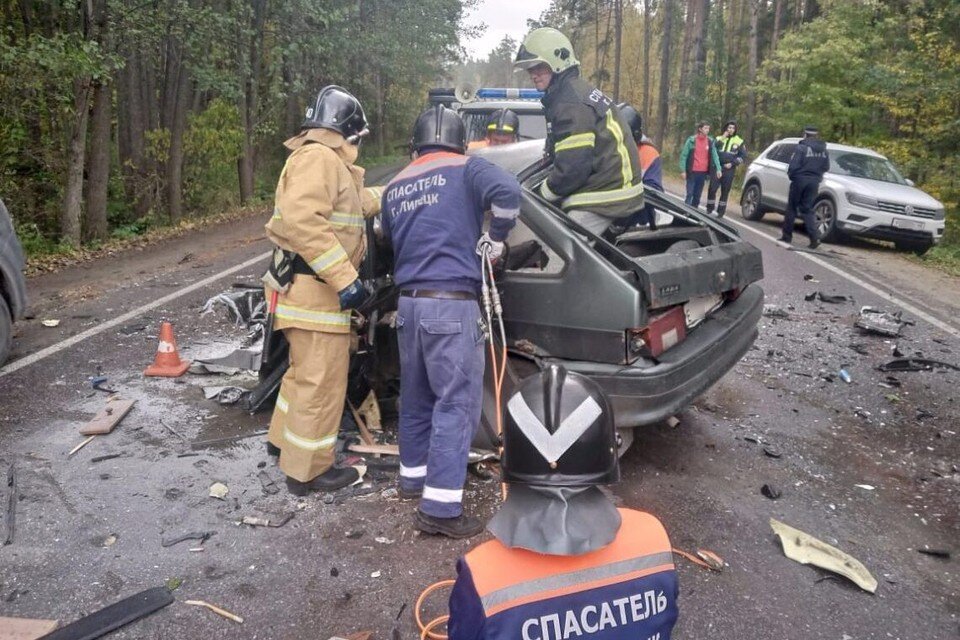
[{"left": 267, "top": 328, "right": 350, "bottom": 482}]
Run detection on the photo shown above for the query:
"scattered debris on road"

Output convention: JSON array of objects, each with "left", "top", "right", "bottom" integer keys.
[
  {"left": 804, "top": 291, "right": 850, "bottom": 304},
  {"left": 79, "top": 397, "right": 135, "bottom": 436},
  {"left": 239, "top": 513, "right": 294, "bottom": 528},
  {"left": 770, "top": 518, "right": 877, "bottom": 593},
  {"left": 4, "top": 463, "right": 15, "bottom": 545},
  {"left": 202, "top": 287, "right": 266, "bottom": 328},
  {"left": 839, "top": 369, "right": 852, "bottom": 383},
  {"left": 90, "top": 453, "right": 123, "bottom": 464},
  {"left": 41, "top": 586, "right": 175, "bottom": 640},
  {"left": 209, "top": 482, "right": 229, "bottom": 499},
  {"left": 763, "top": 304, "right": 791, "bottom": 319},
  {"left": 184, "top": 599, "right": 244, "bottom": 624},
  {"left": 761, "top": 484, "right": 782, "bottom": 500},
  {"left": 89, "top": 375, "right": 118, "bottom": 393},
  {"left": 854, "top": 484, "right": 876, "bottom": 491},
  {"left": 68, "top": 435, "right": 97, "bottom": 457},
  {"left": 202, "top": 385, "right": 249, "bottom": 405},
  {"left": 161, "top": 531, "right": 216, "bottom": 548},
  {"left": 763, "top": 447, "right": 782, "bottom": 459},
  {"left": 0, "top": 616, "right": 58, "bottom": 638},
  {"left": 878, "top": 357, "right": 960, "bottom": 373},
  {"left": 41, "top": 319, "right": 60, "bottom": 327},
  {"left": 855, "top": 306, "right": 904, "bottom": 337},
  {"left": 257, "top": 470, "right": 279, "bottom": 495},
  {"left": 191, "top": 349, "right": 261, "bottom": 375},
  {"left": 917, "top": 547, "right": 951, "bottom": 559},
  {"left": 672, "top": 547, "right": 725, "bottom": 572}
]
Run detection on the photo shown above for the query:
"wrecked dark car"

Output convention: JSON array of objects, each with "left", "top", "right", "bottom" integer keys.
[
  {"left": 357, "top": 140, "right": 764, "bottom": 449},
  {"left": 0, "top": 198, "right": 27, "bottom": 365}
]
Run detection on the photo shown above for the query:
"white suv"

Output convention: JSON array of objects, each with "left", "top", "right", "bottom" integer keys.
[{"left": 741, "top": 139, "right": 945, "bottom": 254}]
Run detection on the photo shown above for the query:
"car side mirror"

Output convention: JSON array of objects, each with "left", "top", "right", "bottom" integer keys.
[{"left": 905, "top": 179, "right": 915, "bottom": 187}]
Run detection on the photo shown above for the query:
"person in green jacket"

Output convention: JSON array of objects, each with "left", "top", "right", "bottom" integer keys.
[{"left": 679, "top": 122, "right": 722, "bottom": 209}]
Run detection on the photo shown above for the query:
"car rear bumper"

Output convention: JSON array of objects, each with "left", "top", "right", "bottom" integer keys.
[{"left": 559, "top": 284, "right": 764, "bottom": 427}]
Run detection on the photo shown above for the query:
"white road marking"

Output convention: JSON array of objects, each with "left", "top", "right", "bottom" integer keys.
[
  {"left": 724, "top": 216, "right": 960, "bottom": 339},
  {"left": 0, "top": 250, "right": 272, "bottom": 378}
]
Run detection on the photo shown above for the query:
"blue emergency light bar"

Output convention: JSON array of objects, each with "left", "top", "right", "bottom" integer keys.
[{"left": 475, "top": 88, "right": 543, "bottom": 100}]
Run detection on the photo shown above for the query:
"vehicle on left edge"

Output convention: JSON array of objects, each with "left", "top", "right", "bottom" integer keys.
[{"left": 0, "top": 198, "right": 28, "bottom": 365}]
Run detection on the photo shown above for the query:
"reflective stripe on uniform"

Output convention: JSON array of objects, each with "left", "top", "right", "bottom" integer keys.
[
  {"left": 283, "top": 427, "right": 338, "bottom": 452},
  {"left": 276, "top": 393, "right": 290, "bottom": 413},
  {"left": 606, "top": 110, "right": 633, "bottom": 187},
  {"left": 329, "top": 211, "right": 365, "bottom": 228},
  {"left": 422, "top": 486, "right": 463, "bottom": 503},
  {"left": 275, "top": 304, "right": 351, "bottom": 328},
  {"left": 488, "top": 123, "right": 515, "bottom": 132},
  {"left": 540, "top": 180, "right": 562, "bottom": 203},
  {"left": 366, "top": 186, "right": 384, "bottom": 199},
  {"left": 554, "top": 132, "right": 595, "bottom": 153},
  {"left": 400, "top": 463, "right": 427, "bottom": 478},
  {"left": 271, "top": 207, "right": 282, "bottom": 220},
  {"left": 480, "top": 551, "right": 675, "bottom": 615},
  {"left": 308, "top": 244, "right": 348, "bottom": 273},
  {"left": 563, "top": 181, "right": 644, "bottom": 208},
  {"left": 491, "top": 204, "right": 520, "bottom": 220}
]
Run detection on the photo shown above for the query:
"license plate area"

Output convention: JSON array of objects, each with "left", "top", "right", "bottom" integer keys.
[{"left": 892, "top": 218, "right": 925, "bottom": 231}]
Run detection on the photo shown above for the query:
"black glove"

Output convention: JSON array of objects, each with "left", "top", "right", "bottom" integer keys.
[{"left": 338, "top": 278, "right": 371, "bottom": 311}]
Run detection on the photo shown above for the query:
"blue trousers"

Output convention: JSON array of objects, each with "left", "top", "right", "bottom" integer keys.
[
  {"left": 684, "top": 171, "right": 709, "bottom": 208},
  {"left": 396, "top": 296, "right": 485, "bottom": 517}
]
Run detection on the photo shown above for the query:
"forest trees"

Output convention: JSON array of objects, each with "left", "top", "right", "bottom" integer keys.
[{"left": 0, "top": 0, "right": 470, "bottom": 251}]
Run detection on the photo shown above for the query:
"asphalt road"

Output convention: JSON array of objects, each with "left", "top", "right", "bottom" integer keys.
[{"left": 1, "top": 173, "right": 957, "bottom": 639}]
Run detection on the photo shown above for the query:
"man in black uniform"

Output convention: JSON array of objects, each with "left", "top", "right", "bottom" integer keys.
[
  {"left": 514, "top": 27, "right": 643, "bottom": 236},
  {"left": 781, "top": 126, "right": 830, "bottom": 249}
]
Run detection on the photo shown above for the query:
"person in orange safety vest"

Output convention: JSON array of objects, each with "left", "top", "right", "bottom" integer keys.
[
  {"left": 467, "top": 109, "right": 521, "bottom": 150},
  {"left": 447, "top": 365, "right": 680, "bottom": 639}
]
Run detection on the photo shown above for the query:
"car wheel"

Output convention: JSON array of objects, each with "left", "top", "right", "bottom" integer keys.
[
  {"left": 740, "top": 183, "right": 765, "bottom": 221},
  {"left": 0, "top": 295, "right": 11, "bottom": 365},
  {"left": 895, "top": 241, "right": 932, "bottom": 256},
  {"left": 814, "top": 197, "right": 842, "bottom": 243}
]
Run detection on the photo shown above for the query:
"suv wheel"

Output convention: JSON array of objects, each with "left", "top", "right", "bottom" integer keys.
[
  {"left": 814, "top": 197, "right": 842, "bottom": 243},
  {"left": 895, "top": 241, "right": 932, "bottom": 256},
  {"left": 740, "top": 183, "right": 764, "bottom": 221},
  {"left": 0, "top": 295, "right": 11, "bottom": 365}
]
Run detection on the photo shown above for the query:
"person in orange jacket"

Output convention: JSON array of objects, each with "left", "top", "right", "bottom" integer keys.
[
  {"left": 467, "top": 109, "right": 520, "bottom": 150},
  {"left": 447, "top": 365, "right": 680, "bottom": 639},
  {"left": 262, "top": 85, "right": 383, "bottom": 496}
]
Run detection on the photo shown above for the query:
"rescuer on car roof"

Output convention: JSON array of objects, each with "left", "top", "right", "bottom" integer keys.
[
  {"left": 447, "top": 365, "right": 680, "bottom": 639},
  {"left": 262, "top": 85, "right": 383, "bottom": 496},
  {"left": 380, "top": 104, "right": 520, "bottom": 538},
  {"left": 514, "top": 27, "right": 644, "bottom": 236},
  {"left": 468, "top": 109, "right": 521, "bottom": 149}
]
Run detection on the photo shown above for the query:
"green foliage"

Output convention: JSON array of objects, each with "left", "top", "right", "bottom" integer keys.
[{"left": 183, "top": 99, "right": 244, "bottom": 212}]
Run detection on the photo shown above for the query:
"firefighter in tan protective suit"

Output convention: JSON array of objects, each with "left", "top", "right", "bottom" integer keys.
[{"left": 262, "top": 85, "right": 383, "bottom": 496}]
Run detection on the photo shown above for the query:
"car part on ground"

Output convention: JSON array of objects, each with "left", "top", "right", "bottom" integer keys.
[
  {"left": 741, "top": 138, "right": 945, "bottom": 253},
  {"left": 0, "top": 198, "right": 28, "bottom": 365}
]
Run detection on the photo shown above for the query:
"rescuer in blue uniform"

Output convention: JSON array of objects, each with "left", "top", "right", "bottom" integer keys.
[
  {"left": 381, "top": 105, "right": 520, "bottom": 538},
  {"left": 447, "top": 366, "right": 680, "bottom": 639}
]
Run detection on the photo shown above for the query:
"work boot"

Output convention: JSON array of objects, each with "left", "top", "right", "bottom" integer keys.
[
  {"left": 266, "top": 441, "right": 281, "bottom": 457},
  {"left": 415, "top": 510, "right": 484, "bottom": 539},
  {"left": 808, "top": 239, "right": 821, "bottom": 250},
  {"left": 777, "top": 235, "right": 792, "bottom": 245},
  {"left": 398, "top": 485, "right": 423, "bottom": 500},
  {"left": 285, "top": 466, "right": 359, "bottom": 497}
]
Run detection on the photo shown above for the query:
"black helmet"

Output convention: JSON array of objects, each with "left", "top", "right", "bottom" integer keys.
[
  {"left": 617, "top": 102, "right": 642, "bottom": 144},
  {"left": 303, "top": 85, "right": 369, "bottom": 143},
  {"left": 486, "top": 109, "right": 520, "bottom": 137},
  {"left": 410, "top": 104, "right": 466, "bottom": 154},
  {"left": 502, "top": 365, "right": 619, "bottom": 487}
]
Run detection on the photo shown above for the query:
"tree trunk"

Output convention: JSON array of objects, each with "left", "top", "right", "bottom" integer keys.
[
  {"left": 83, "top": 0, "right": 110, "bottom": 242},
  {"left": 612, "top": 0, "right": 622, "bottom": 101},
  {"left": 166, "top": 72, "right": 191, "bottom": 222},
  {"left": 61, "top": 77, "right": 92, "bottom": 246},
  {"left": 723, "top": 0, "right": 741, "bottom": 120},
  {"left": 642, "top": 0, "right": 651, "bottom": 118},
  {"left": 656, "top": 0, "right": 674, "bottom": 149},
  {"left": 84, "top": 78, "right": 111, "bottom": 241},
  {"left": 745, "top": 0, "right": 759, "bottom": 147},
  {"left": 239, "top": 0, "right": 266, "bottom": 205}
]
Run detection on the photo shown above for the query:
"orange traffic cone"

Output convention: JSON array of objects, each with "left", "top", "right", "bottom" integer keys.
[{"left": 144, "top": 321, "right": 191, "bottom": 377}]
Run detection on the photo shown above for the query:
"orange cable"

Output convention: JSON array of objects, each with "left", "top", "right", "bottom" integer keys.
[{"left": 415, "top": 579, "right": 455, "bottom": 639}]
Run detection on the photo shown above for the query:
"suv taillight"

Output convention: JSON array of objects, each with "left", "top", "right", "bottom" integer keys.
[{"left": 628, "top": 306, "right": 687, "bottom": 359}]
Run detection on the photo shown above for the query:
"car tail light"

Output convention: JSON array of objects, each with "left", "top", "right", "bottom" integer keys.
[{"left": 628, "top": 306, "right": 687, "bottom": 359}]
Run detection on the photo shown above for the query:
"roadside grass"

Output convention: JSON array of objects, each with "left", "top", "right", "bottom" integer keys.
[{"left": 24, "top": 204, "right": 269, "bottom": 276}]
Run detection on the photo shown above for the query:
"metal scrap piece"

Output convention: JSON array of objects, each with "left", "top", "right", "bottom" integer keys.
[
  {"left": 855, "top": 306, "right": 903, "bottom": 337},
  {"left": 770, "top": 518, "right": 877, "bottom": 593}
]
